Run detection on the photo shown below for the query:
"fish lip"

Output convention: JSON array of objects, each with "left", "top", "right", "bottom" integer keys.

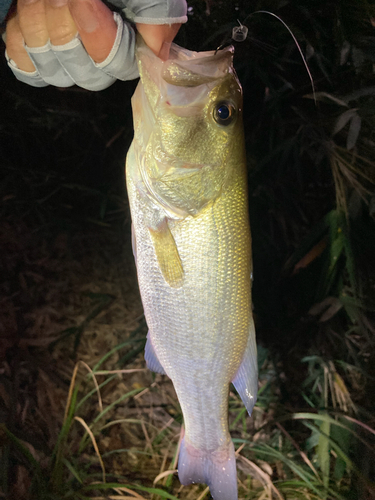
[
  {"left": 137, "top": 35, "right": 234, "bottom": 63},
  {"left": 163, "top": 46, "right": 234, "bottom": 87},
  {"left": 136, "top": 36, "right": 235, "bottom": 88},
  {"left": 167, "top": 42, "right": 234, "bottom": 64}
]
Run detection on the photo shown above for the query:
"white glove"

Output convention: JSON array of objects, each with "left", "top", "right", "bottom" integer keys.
[{"left": 5, "top": 0, "right": 187, "bottom": 90}]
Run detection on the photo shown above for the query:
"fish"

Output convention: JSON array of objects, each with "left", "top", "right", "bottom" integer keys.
[{"left": 126, "top": 38, "right": 258, "bottom": 500}]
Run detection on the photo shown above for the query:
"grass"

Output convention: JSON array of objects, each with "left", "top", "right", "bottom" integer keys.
[
  {"left": 1, "top": 0, "right": 375, "bottom": 498},
  {"left": 4, "top": 340, "right": 374, "bottom": 499}
]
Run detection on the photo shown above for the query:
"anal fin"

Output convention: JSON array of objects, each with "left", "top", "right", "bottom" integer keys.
[
  {"left": 148, "top": 218, "right": 184, "bottom": 288},
  {"left": 145, "top": 331, "right": 167, "bottom": 375},
  {"left": 232, "top": 318, "right": 258, "bottom": 416}
]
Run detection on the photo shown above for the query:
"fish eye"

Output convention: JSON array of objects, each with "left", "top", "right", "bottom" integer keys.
[{"left": 213, "top": 101, "right": 236, "bottom": 126}]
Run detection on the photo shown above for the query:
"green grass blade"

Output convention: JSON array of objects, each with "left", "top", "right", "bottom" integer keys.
[
  {"left": 1, "top": 424, "right": 48, "bottom": 496},
  {"left": 291, "top": 412, "right": 375, "bottom": 452},
  {"left": 252, "top": 444, "right": 324, "bottom": 498},
  {"left": 92, "top": 388, "right": 144, "bottom": 425},
  {"left": 92, "top": 338, "right": 146, "bottom": 372},
  {"left": 1, "top": 424, "right": 42, "bottom": 472},
  {"left": 78, "top": 388, "right": 144, "bottom": 453},
  {"left": 317, "top": 417, "right": 330, "bottom": 495},
  {"left": 76, "top": 374, "right": 117, "bottom": 411},
  {"left": 62, "top": 458, "right": 83, "bottom": 484}
]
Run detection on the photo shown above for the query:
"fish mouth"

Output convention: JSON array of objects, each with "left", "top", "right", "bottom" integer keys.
[
  {"left": 136, "top": 36, "right": 234, "bottom": 92},
  {"left": 162, "top": 44, "right": 234, "bottom": 87}
]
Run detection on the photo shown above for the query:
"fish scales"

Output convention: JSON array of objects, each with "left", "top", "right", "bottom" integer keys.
[{"left": 126, "top": 39, "right": 258, "bottom": 500}]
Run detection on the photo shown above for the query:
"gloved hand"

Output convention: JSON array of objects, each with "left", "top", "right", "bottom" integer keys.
[{"left": 4, "top": 0, "right": 187, "bottom": 90}]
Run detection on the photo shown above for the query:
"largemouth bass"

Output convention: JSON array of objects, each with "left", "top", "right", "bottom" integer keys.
[{"left": 126, "top": 39, "right": 258, "bottom": 500}]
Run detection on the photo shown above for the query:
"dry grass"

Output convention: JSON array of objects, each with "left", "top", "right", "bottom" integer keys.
[{"left": 0, "top": 218, "right": 278, "bottom": 499}]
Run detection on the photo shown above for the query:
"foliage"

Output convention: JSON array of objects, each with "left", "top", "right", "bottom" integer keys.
[{"left": 1, "top": 0, "right": 375, "bottom": 498}]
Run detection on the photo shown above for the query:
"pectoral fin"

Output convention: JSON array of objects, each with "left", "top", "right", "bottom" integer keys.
[
  {"left": 232, "top": 318, "right": 258, "bottom": 416},
  {"left": 145, "top": 331, "right": 166, "bottom": 375},
  {"left": 148, "top": 219, "right": 184, "bottom": 288}
]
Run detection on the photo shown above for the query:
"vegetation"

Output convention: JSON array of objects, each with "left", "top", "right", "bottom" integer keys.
[{"left": 1, "top": 0, "right": 375, "bottom": 498}]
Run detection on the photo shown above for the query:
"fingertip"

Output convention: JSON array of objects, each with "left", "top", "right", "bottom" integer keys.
[
  {"left": 68, "top": 0, "right": 117, "bottom": 62},
  {"left": 158, "top": 40, "right": 171, "bottom": 61},
  {"left": 6, "top": 15, "right": 36, "bottom": 72},
  {"left": 136, "top": 23, "right": 181, "bottom": 60},
  {"left": 17, "top": 0, "right": 49, "bottom": 48},
  {"left": 68, "top": 0, "right": 98, "bottom": 34},
  {"left": 45, "top": 0, "right": 78, "bottom": 46}
]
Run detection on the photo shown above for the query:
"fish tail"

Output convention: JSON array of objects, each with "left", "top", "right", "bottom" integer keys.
[{"left": 178, "top": 438, "right": 238, "bottom": 500}]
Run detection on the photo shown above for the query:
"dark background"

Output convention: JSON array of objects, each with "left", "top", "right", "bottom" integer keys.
[{"left": 1, "top": 0, "right": 375, "bottom": 498}]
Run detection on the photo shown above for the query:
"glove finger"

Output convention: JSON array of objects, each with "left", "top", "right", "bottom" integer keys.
[
  {"left": 26, "top": 42, "right": 75, "bottom": 86},
  {"left": 5, "top": 49, "right": 49, "bottom": 87},
  {"left": 6, "top": 11, "right": 138, "bottom": 89},
  {"left": 50, "top": 12, "right": 138, "bottom": 88},
  {"left": 95, "top": 12, "right": 138, "bottom": 81},
  {"left": 50, "top": 35, "right": 116, "bottom": 90}
]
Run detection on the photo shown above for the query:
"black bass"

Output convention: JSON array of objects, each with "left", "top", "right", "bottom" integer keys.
[{"left": 126, "top": 38, "right": 257, "bottom": 500}]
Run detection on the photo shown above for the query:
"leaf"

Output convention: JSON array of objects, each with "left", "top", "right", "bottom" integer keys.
[
  {"left": 309, "top": 297, "right": 340, "bottom": 317},
  {"left": 284, "top": 212, "right": 334, "bottom": 273},
  {"left": 347, "top": 114, "right": 362, "bottom": 150},
  {"left": 302, "top": 421, "right": 355, "bottom": 473},
  {"left": 293, "top": 238, "right": 327, "bottom": 274},
  {"left": 0, "top": 425, "right": 42, "bottom": 472},
  {"left": 305, "top": 428, "right": 320, "bottom": 450},
  {"left": 331, "top": 424, "right": 352, "bottom": 481},
  {"left": 250, "top": 443, "right": 324, "bottom": 497},
  {"left": 334, "top": 456, "right": 347, "bottom": 482},
  {"left": 319, "top": 299, "right": 343, "bottom": 322},
  {"left": 309, "top": 297, "right": 343, "bottom": 322},
  {"left": 340, "top": 41, "right": 351, "bottom": 65},
  {"left": 341, "top": 225, "right": 357, "bottom": 293},
  {"left": 332, "top": 109, "right": 358, "bottom": 136},
  {"left": 78, "top": 388, "right": 144, "bottom": 454},
  {"left": 317, "top": 416, "right": 330, "bottom": 493},
  {"left": 92, "top": 337, "right": 146, "bottom": 372},
  {"left": 62, "top": 458, "right": 83, "bottom": 484},
  {"left": 292, "top": 413, "right": 375, "bottom": 453},
  {"left": 304, "top": 92, "right": 348, "bottom": 107},
  {"left": 329, "top": 229, "right": 344, "bottom": 274},
  {"left": 77, "top": 375, "right": 117, "bottom": 411},
  {"left": 75, "top": 416, "right": 106, "bottom": 483}
]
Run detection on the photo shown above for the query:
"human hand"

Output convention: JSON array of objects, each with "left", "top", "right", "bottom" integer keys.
[{"left": 4, "top": 0, "right": 187, "bottom": 90}]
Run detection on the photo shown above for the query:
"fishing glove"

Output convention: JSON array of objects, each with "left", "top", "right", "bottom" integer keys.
[{"left": 5, "top": 0, "right": 187, "bottom": 90}]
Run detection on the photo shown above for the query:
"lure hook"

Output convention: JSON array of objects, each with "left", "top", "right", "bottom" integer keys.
[{"left": 215, "top": 11, "right": 316, "bottom": 105}]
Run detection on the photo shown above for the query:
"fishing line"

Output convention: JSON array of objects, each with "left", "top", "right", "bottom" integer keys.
[{"left": 216, "top": 11, "right": 316, "bottom": 105}]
